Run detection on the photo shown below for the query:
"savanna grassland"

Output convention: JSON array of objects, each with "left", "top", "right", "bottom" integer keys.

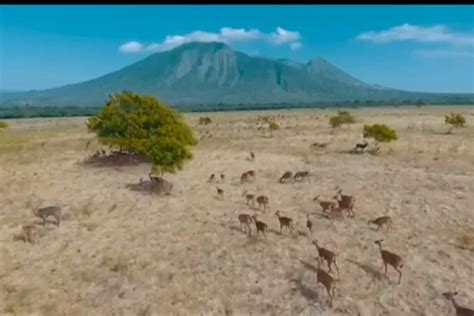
[{"left": 1, "top": 106, "right": 473, "bottom": 316}]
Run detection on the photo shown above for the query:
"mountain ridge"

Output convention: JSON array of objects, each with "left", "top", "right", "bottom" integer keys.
[{"left": 1, "top": 41, "right": 472, "bottom": 108}]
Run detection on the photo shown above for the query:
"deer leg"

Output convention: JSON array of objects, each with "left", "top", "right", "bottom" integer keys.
[
  {"left": 333, "top": 259, "right": 340, "bottom": 277},
  {"left": 397, "top": 269, "right": 402, "bottom": 284},
  {"left": 327, "top": 260, "right": 332, "bottom": 274},
  {"left": 384, "top": 263, "right": 388, "bottom": 277}
]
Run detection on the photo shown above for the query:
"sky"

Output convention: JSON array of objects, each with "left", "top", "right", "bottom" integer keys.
[{"left": 1, "top": 5, "right": 473, "bottom": 93}]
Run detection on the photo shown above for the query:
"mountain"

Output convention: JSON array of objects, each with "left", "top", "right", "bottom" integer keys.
[{"left": 1, "top": 42, "right": 472, "bottom": 108}]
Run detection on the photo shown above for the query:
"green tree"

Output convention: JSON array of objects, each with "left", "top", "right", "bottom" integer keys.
[
  {"left": 87, "top": 91, "right": 197, "bottom": 175},
  {"left": 415, "top": 99, "right": 425, "bottom": 107},
  {"left": 444, "top": 113, "right": 466, "bottom": 134},
  {"left": 329, "top": 111, "right": 356, "bottom": 128},
  {"left": 0, "top": 121, "right": 8, "bottom": 130},
  {"left": 363, "top": 124, "right": 398, "bottom": 153}
]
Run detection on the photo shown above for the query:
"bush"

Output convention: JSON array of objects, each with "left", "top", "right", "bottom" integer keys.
[
  {"left": 445, "top": 113, "right": 466, "bottom": 134},
  {"left": 198, "top": 116, "right": 212, "bottom": 125},
  {"left": 0, "top": 121, "right": 7, "bottom": 129},
  {"left": 363, "top": 124, "right": 398, "bottom": 145},
  {"left": 87, "top": 91, "right": 197, "bottom": 175},
  {"left": 329, "top": 111, "right": 356, "bottom": 128},
  {"left": 268, "top": 121, "right": 280, "bottom": 131}
]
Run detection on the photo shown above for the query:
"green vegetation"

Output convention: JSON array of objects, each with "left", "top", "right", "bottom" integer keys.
[
  {"left": 87, "top": 91, "right": 197, "bottom": 175},
  {"left": 329, "top": 110, "right": 356, "bottom": 128},
  {"left": 0, "top": 106, "right": 101, "bottom": 119},
  {"left": 363, "top": 124, "right": 398, "bottom": 153},
  {"left": 445, "top": 112, "right": 467, "bottom": 134},
  {"left": 268, "top": 121, "right": 280, "bottom": 131},
  {"left": 198, "top": 116, "right": 212, "bottom": 125},
  {"left": 0, "top": 121, "right": 7, "bottom": 129}
]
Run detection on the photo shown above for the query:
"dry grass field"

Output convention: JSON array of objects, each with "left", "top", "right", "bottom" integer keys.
[{"left": 1, "top": 106, "right": 473, "bottom": 316}]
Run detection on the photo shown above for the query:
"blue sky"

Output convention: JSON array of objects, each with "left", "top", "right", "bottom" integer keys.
[{"left": 1, "top": 5, "right": 473, "bottom": 93}]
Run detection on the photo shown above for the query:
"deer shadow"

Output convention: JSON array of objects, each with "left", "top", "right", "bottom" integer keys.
[
  {"left": 345, "top": 259, "right": 385, "bottom": 281},
  {"left": 289, "top": 277, "right": 321, "bottom": 303}
]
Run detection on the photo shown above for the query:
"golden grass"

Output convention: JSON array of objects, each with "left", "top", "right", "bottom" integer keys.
[{"left": 0, "top": 107, "right": 473, "bottom": 315}]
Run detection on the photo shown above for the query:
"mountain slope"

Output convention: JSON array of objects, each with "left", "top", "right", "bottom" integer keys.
[{"left": 0, "top": 42, "right": 471, "bottom": 107}]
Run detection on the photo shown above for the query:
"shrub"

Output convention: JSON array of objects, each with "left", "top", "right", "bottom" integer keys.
[
  {"left": 363, "top": 124, "right": 398, "bottom": 152},
  {"left": 329, "top": 111, "right": 356, "bottom": 128},
  {"left": 0, "top": 121, "right": 8, "bottom": 129},
  {"left": 445, "top": 113, "right": 466, "bottom": 134},
  {"left": 198, "top": 116, "right": 212, "bottom": 125},
  {"left": 268, "top": 121, "right": 280, "bottom": 131},
  {"left": 87, "top": 91, "right": 197, "bottom": 175}
]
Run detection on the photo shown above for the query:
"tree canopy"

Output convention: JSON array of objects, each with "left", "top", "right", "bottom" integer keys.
[
  {"left": 87, "top": 91, "right": 197, "bottom": 174},
  {"left": 445, "top": 113, "right": 466, "bottom": 133},
  {"left": 363, "top": 124, "right": 398, "bottom": 144},
  {"left": 329, "top": 110, "right": 356, "bottom": 128}
]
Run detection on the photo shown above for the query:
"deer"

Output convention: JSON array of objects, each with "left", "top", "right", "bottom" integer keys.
[
  {"left": 240, "top": 172, "right": 251, "bottom": 184},
  {"left": 279, "top": 171, "right": 293, "bottom": 183},
  {"left": 14, "top": 224, "right": 38, "bottom": 244},
  {"left": 237, "top": 214, "right": 253, "bottom": 236},
  {"left": 367, "top": 216, "right": 393, "bottom": 231},
  {"left": 374, "top": 239, "right": 404, "bottom": 284},
  {"left": 313, "top": 195, "right": 338, "bottom": 213},
  {"left": 312, "top": 240, "right": 340, "bottom": 277},
  {"left": 274, "top": 210, "right": 294, "bottom": 234},
  {"left": 316, "top": 259, "right": 339, "bottom": 305},
  {"left": 333, "top": 189, "right": 355, "bottom": 218},
  {"left": 32, "top": 206, "right": 62, "bottom": 226},
  {"left": 247, "top": 152, "right": 255, "bottom": 161},
  {"left": 251, "top": 215, "right": 269, "bottom": 241},
  {"left": 149, "top": 172, "right": 160, "bottom": 184},
  {"left": 306, "top": 214, "right": 313, "bottom": 234},
  {"left": 242, "top": 190, "right": 255, "bottom": 206},
  {"left": 294, "top": 171, "right": 310, "bottom": 182},
  {"left": 354, "top": 141, "right": 368, "bottom": 152},
  {"left": 256, "top": 195, "right": 269, "bottom": 212},
  {"left": 220, "top": 174, "right": 225, "bottom": 182},
  {"left": 443, "top": 292, "right": 474, "bottom": 316},
  {"left": 208, "top": 173, "right": 216, "bottom": 182},
  {"left": 217, "top": 187, "right": 224, "bottom": 199},
  {"left": 246, "top": 170, "right": 256, "bottom": 181}
]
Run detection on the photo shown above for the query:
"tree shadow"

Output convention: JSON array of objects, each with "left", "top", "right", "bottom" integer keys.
[
  {"left": 345, "top": 259, "right": 384, "bottom": 281},
  {"left": 126, "top": 179, "right": 173, "bottom": 196},
  {"left": 82, "top": 151, "right": 150, "bottom": 168}
]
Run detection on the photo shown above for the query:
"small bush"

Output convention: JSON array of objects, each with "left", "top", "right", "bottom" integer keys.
[
  {"left": 363, "top": 124, "right": 398, "bottom": 148},
  {"left": 445, "top": 113, "right": 466, "bottom": 134},
  {"left": 329, "top": 111, "right": 356, "bottom": 128},
  {"left": 268, "top": 121, "right": 280, "bottom": 131},
  {"left": 0, "top": 121, "right": 8, "bottom": 129},
  {"left": 198, "top": 116, "right": 212, "bottom": 125}
]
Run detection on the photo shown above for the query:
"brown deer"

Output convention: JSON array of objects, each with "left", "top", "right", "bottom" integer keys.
[
  {"left": 312, "top": 240, "right": 340, "bottom": 277},
  {"left": 237, "top": 214, "right": 253, "bottom": 236},
  {"left": 374, "top": 239, "right": 404, "bottom": 284},
  {"left": 251, "top": 215, "right": 269, "bottom": 241},
  {"left": 208, "top": 173, "right": 216, "bottom": 183},
  {"left": 32, "top": 206, "right": 61, "bottom": 226},
  {"left": 354, "top": 141, "right": 368, "bottom": 153},
  {"left": 367, "top": 216, "right": 393, "bottom": 231},
  {"left": 220, "top": 174, "right": 225, "bottom": 182},
  {"left": 246, "top": 170, "right": 256, "bottom": 181},
  {"left": 333, "top": 189, "right": 355, "bottom": 218},
  {"left": 274, "top": 210, "right": 294, "bottom": 234},
  {"left": 313, "top": 196, "right": 337, "bottom": 213},
  {"left": 294, "top": 171, "right": 310, "bottom": 182},
  {"left": 443, "top": 292, "right": 474, "bottom": 316},
  {"left": 240, "top": 172, "right": 251, "bottom": 184},
  {"left": 256, "top": 195, "right": 269, "bottom": 211},
  {"left": 242, "top": 190, "right": 256, "bottom": 206},
  {"left": 14, "top": 224, "right": 38, "bottom": 244},
  {"left": 316, "top": 259, "right": 339, "bottom": 305},
  {"left": 279, "top": 171, "right": 293, "bottom": 183},
  {"left": 217, "top": 187, "right": 224, "bottom": 199},
  {"left": 306, "top": 214, "right": 313, "bottom": 234}
]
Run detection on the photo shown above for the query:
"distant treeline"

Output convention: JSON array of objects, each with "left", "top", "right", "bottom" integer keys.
[{"left": 1, "top": 98, "right": 473, "bottom": 119}]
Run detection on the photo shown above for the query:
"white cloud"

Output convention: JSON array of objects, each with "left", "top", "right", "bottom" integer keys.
[
  {"left": 119, "top": 26, "right": 302, "bottom": 54},
  {"left": 414, "top": 49, "right": 474, "bottom": 59},
  {"left": 118, "top": 41, "right": 144, "bottom": 53},
  {"left": 271, "top": 27, "right": 301, "bottom": 44},
  {"left": 290, "top": 42, "right": 303, "bottom": 50},
  {"left": 357, "top": 23, "right": 474, "bottom": 46}
]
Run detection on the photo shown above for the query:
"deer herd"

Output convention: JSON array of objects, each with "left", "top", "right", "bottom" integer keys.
[{"left": 209, "top": 152, "right": 473, "bottom": 312}]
